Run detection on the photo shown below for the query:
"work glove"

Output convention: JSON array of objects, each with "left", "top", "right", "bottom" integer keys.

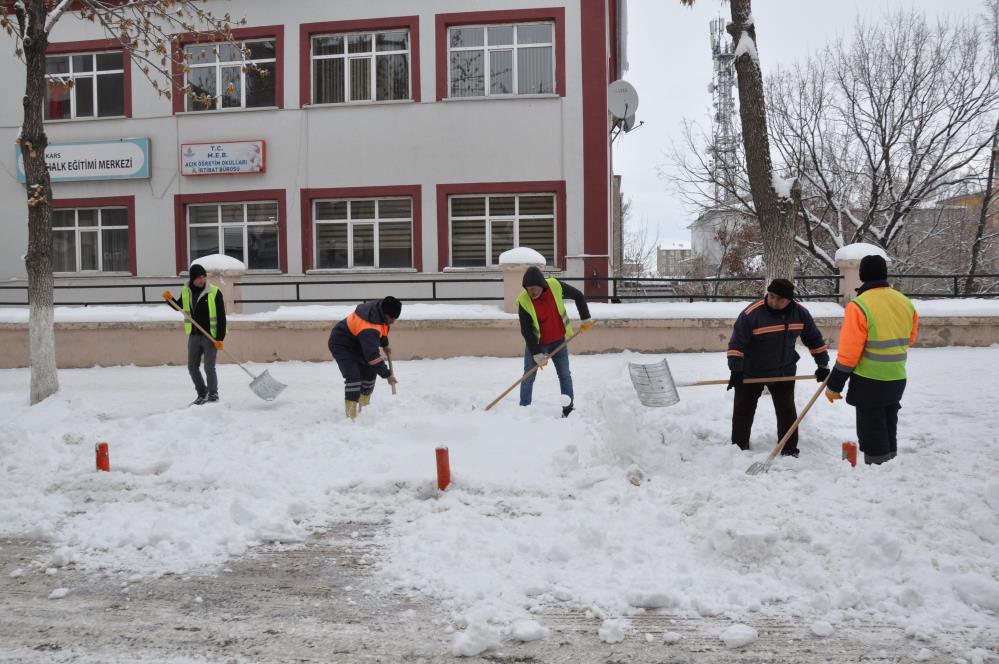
[
  {"left": 579, "top": 319, "right": 594, "bottom": 331},
  {"left": 533, "top": 353, "right": 549, "bottom": 368},
  {"left": 727, "top": 371, "right": 743, "bottom": 391},
  {"left": 387, "top": 375, "right": 398, "bottom": 387},
  {"left": 825, "top": 389, "right": 842, "bottom": 403},
  {"left": 161, "top": 290, "right": 173, "bottom": 301},
  {"left": 214, "top": 340, "right": 224, "bottom": 350},
  {"left": 815, "top": 365, "right": 830, "bottom": 382}
]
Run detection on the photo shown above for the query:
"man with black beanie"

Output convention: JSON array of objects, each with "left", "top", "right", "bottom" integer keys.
[
  {"left": 162, "top": 262, "right": 226, "bottom": 405},
  {"left": 825, "top": 255, "right": 918, "bottom": 464},
  {"left": 726, "top": 279, "right": 830, "bottom": 455},
  {"left": 517, "top": 266, "right": 593, "bottom": 417},
  {"left": 329, "top": 297, "right": 401, "bottom": 419}
]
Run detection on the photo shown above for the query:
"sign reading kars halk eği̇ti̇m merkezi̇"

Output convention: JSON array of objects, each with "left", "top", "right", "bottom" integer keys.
[{"left": 181, "top": 141, "right": 265, "bottom": 176}]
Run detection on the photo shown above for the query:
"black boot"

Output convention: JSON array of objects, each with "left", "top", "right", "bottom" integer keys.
[
  {"left": 562, "top": 404, "right": 574, "bottom": 418},
  {"left": 207, "top": 393, "right": 219, "bottom": 403},
  {"left": 191, "top": 394, "right": 208, "bottom": 406}
]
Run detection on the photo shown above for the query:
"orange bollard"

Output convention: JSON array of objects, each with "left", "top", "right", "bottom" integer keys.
[
  {"left": 95, "top": 442, "right": 110, "bottom": 472},
  {"left": 841, "top": 441, "right": 857, "bottom": 468},
  {"left": 435, "top": 447, "right": 450, "bottom": 491}
]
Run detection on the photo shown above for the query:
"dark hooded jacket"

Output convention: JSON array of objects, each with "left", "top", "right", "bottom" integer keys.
[
  {"left": 727, "top": 299, "right": 828, "bottom": 378},
  {"left": 329, "top": 299, "right": 392, "bottom": 378},
  {"left": 518, "top": 267, "right": 591, "bottom": 354}
]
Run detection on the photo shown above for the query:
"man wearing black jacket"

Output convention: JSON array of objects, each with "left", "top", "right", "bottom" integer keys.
[
  {"left": 726, "top": 279, "right": 829, "bottom": 455},
  {"left": 163, "top": 263, "right": 226, "bottom": 405},
  {"left": 329, "top": 297, "right": 400, "bottom": 420},
  {"left": 517, "top": 266, "right": 593, "bottom": 417}
]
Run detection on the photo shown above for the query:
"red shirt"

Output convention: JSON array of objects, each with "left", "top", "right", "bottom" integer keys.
[{"left": 533, "top": 289, "right": 565, "bottom": 344}]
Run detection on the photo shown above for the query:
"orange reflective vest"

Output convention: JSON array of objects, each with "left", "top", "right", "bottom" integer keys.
[{"left": 346, "top": 312, "right": 388, "bottom": 339}]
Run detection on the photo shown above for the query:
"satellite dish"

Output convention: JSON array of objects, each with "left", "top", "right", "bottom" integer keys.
[{"left": 608, "top": 79, "right": 639, "bottom": 119}]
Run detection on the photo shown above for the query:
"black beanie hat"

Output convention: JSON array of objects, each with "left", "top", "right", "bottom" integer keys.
[
  {"left": 859, "top": 254, "right": 888, "bottom": 282},
  {"left": 522, "top": 266, "right": 547, "bottom": 290},
  {"left": 381, "top": 296, "right": 402, "bottom": 319},
  {"left": 766, "top": 278, "right": 795, "bottom": 300},
  {"left": 189, "top": 263, "right": 207, "bottom": 279}
]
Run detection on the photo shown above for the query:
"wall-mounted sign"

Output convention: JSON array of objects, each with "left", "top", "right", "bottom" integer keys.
[
  {"left": 15, "top": 138, "right": 150, "bottom": 183},
  {"left": 180, "top": 140, "right": 266, "bottom": 176}
]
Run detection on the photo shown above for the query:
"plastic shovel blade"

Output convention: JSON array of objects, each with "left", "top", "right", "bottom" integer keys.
[{"left": 249, "top": 370, "right": 287, "bottom": 401}]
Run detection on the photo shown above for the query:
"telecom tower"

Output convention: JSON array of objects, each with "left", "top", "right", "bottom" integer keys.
[{"left": 708, "top": 17, "right": 737, "bottom": 204}]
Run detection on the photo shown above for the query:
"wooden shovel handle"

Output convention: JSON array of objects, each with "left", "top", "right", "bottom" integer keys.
[
  {"left": 484, "top": 327, "right": 588, "bottom": 411},
  {"left": 684, "top": 375, "right": 815, "bottom": 387},
  {"left": 387, "top": 355, "right": 397, "bottom": 395},
  {"left": 765, "top": 373, "right": 832, "bottom": 462}
]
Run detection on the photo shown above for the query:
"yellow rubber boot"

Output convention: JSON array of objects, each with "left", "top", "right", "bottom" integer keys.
[
  {"left": 345, "top": 400, "right": 358, "bottom": 420},
  {"left": 358, "top": 393, "right": 371, "bottom": 411}
]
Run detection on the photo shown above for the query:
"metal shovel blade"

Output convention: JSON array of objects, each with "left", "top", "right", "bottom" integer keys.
[
  {"left": 745, "top": 460, "right": 769, "bottom": 475},
  {"left": 249, "top": 370, "right": 287, "bottom": 401},
  {"left": 628, "top": 359, "right": 681, "bottom": 407}
]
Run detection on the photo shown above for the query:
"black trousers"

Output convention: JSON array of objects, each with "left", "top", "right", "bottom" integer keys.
[
  {"left": 732, "top": 380, "right": 798, "bottom": 453},
  {"left": 329, "top": 341, "right": 377, "bottom": 402},
  {"left": 856, "top": 404, "right": 900, "bottom": 464}
]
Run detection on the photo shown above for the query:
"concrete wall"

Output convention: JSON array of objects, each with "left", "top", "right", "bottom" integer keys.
[{"left": 1, "top": 316, "right": 997, "bottom": 369}]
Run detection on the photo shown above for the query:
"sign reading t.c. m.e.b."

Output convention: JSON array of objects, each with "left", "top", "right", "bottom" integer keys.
[
  {"left": 180, "top": 140, "right": 266, "bottom": 176},
  {"left": 15, "top": 138, "right": 151, "bottom": 182}
]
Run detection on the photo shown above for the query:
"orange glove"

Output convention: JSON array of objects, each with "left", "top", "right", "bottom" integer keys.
[
  {"left": 162, "top": 290, "right": 173, "bottom": 301},
  {"left": 825, "top": 389, "right": 842, "bottom": 403},
  {"left": 214, "top": 340, "right": 224, "bottom": 350},
  {"left": 579, "top": 319, "right": 594, "bottom": 331}
]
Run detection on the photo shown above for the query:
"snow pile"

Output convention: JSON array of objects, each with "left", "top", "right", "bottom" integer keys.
[
  {"left": 0, "top": 348, "right": 997, "bottom": 656},
  {"left": 834, "top": 243, "right": 888, "bottom": 261},
  {"left": 720, "top": 623, "right": 757, "bottom": 648},
  {"left": 191, "top": 253, "right": 245, "bottom": 272},
  {"left": 497, "top": 247, "right": 546, "bottom": 265},
  {"left": 771, "top": 174, "right": 795, "bottom": 199}
]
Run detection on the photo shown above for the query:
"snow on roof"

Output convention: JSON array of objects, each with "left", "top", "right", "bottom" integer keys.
[
  {"left": 498, "top": 247, "right": 546, "bottom": 265},
  {"left": 834, "top": 243, "right": 888, "bottom": 261},
  {"left": 192, "top": 253, "right": 246, "bottom": 272}
]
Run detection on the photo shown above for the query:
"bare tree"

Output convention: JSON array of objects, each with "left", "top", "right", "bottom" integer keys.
[
  {"left": 2, "top": 0, "right": 249, "bottom": 404},
  {"left": 681, "top": 0, "right": 800, "bottom": 283}
]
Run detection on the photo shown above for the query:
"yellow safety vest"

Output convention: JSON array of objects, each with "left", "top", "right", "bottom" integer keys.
[
  {"left": 181, "top": 285, "right": 221, "bottom": 337},
  {"left": 516, "top": 277, "right": 574, "bottom": 343},
  {"left": 852, "top": 287, "right": 915, "bottom": 381}
]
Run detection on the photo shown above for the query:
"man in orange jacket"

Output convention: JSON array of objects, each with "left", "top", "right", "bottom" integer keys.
[{"left": 826, "top": 255, "right": 918, "bottom": 464}]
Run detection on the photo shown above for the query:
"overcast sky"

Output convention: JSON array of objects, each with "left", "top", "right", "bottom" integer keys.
[{"left": 613, "top": 0, "right": 989, "bottom": 247}]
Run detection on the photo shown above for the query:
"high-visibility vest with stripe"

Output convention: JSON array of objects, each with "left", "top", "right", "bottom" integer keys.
[
  {"left": 852, "top": 287, "right": 915, "bottom": 381},
  {"left": 346, "top": 311, "right": 388, "bottom": 339},
  {"left": 516, "top": 277, "right": 574, "bottom": 343},
  {"left": 181, "top": 285, "right": 221, "bottom": 337}
]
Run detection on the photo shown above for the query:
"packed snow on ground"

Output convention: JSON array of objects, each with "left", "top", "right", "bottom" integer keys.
[{"left": 0, "top": 348, "right": 997, "bottom": 657}]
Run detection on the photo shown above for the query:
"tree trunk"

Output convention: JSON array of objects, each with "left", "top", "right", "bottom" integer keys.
[
  {"left": 965, "top": 116, "right": 999, "bottom": 295},
  {"left": 21, "top": 0, "right": 59, "bottom": 404},
  {"left": 727, "top": 0, "right": 797, "bottom": 284}
]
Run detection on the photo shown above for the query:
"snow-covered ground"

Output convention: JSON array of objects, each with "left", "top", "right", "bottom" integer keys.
[{"left": 1, "top": 347, "right": 997, "bottom": 659}]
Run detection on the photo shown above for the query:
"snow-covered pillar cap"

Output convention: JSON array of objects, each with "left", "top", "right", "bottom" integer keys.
[{"left": 498, "top": 247, "right": 547, "bottom": 314}]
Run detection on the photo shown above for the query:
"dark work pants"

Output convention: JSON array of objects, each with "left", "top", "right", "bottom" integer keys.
[
  {"left": 856, "top": 404, "right": 900, "bottom": 465},
  {"left": 330, "top": 341, "right": 377, "bottom": 402},
  {"left": 187, "top": 334, "right": 218, "bottom": 397},
  {"left": 732, "top": 380, "right": 798, "bottom": 453}
]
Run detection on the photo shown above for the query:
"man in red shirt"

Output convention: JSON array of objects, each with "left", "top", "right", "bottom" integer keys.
[{"left": 517, "top": 266, "right": 593, "bottom": 417}]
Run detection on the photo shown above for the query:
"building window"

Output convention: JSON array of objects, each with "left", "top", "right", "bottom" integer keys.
[
  {"left": 315, "top": 198, "right": 412, "bottom": 269},
  {"left": 184, "top": 39, "right": 277, "bottom": 111},
  {"left": 44, "top": 51, "right": 125, "bottom": 120},
  {"left": 449, "top": 194, "right": 555, "bottom": 266},
  {"left": 311, "top": 29, "right": 410, "bottom": 103},
  {"left": 52, "top": 207, "right": 130, "bottom": 272},
  {"left": 447, "top": 23, "right": 554, "bottom": 98},
  {"left": 187, "top": 201, "right": 280, "bottom": 270}
]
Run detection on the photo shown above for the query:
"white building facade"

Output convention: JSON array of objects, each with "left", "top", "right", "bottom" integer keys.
[{"left": 0, "top": 0, "right": 625, "bottom": 308}]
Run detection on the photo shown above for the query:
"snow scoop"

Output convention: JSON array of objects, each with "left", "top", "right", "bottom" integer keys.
[
  {"left": 745, "top": 373, "right": 830, "bottom": 475},
  {"left": 628, "top": 357, "right": 812, "bottom": 408},
  {"left": 484, "top": 327, "right": 590, "bottom": 411},
  {"left": 165, "top": 297, "right": 287, "bottom": 402}
]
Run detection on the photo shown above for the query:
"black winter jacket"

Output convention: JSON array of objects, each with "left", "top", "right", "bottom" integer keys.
[
  {"left": 727, "top": 299, "right": 828, "bottom": 378},
  {"left": 170, "top": 283, "right": 226, "bottom": 341},
  {"left": 329, "top": 300, "right": 392, "bottom": 378}
]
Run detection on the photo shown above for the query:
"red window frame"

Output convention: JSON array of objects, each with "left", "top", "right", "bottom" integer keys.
[
  {"left": 52, "top": 195, "right": 137, "bottom": 275},
  {"left": 299, "top": 16, "right": 421, "bottom": 107},
  {"left": 301, "top": 185, "right": 423, "bottom": 272},
  {"left": 45, "top": 39, "right": 133, "bottom": 119},
  {"left": 170, "top": 25, "right": 285, "bottom": 114},
  {"left": 435, "top": 7, "right": 566, "bottom": 101},
  {"left": 173, "top": 189, "right": 288, "bottom": 274},
  {"left": 436, "top": 181, "right": 566, "bottom": 271}
]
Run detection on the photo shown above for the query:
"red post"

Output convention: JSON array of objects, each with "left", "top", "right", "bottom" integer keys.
[
  {"left": 841, "top": 441, "right": 857, "bottom": 468},
  {"left": 435, "top": 447, "right": 450, "bottom": 491},
  {"left": 95, "top": 442, "right": 110, "bottom": 472}
]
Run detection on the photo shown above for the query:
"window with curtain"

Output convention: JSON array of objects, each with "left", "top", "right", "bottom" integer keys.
[
  {"left": 311, "top": 29, "right": 410, "bottom": 104},
  {"left": 44, "top": 51, "right": 125, "bottom": 120},
  {"left": 314, "top": 197, "right": 413, "bottom": 269},
  {"left": 184, "top": 39, "right": 277, "bottom": 111},
  {"left": 448, "top": 23, "right": 554, "bottom": 98},
  {"left": 52, "top": 207, "right": 130, "bottom": 272},
  {"left": 187, "top": 201, "right": 280, "bottom": 270},
  {"left": 449, "top": 194, "right": 555, "bottom": 267}
]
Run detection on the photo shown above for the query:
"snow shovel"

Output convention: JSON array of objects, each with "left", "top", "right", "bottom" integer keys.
[
  {"left": 484, "top": 327, "right": 590, "bottom": 411},
  {"left": 165, "top": 297, "right": 287, "bottom": 402},
  {"left": 745, "top": 373, "right": 830, "bottom": 475},
  {"left": 628, "top": 357, "right": 812, "bottom": 408}
]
